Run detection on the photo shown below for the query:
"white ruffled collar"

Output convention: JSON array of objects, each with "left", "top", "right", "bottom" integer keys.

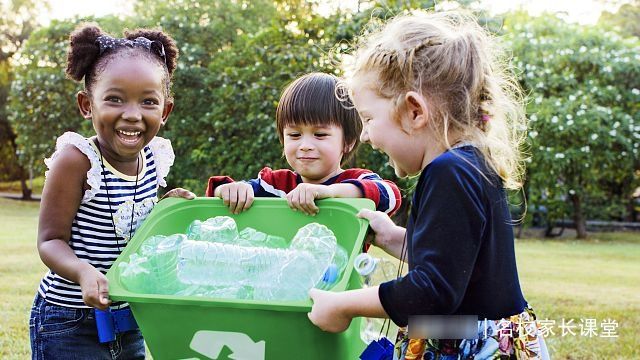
[{"left": 44, "top": 132, "right": 175, "bottom": 203}]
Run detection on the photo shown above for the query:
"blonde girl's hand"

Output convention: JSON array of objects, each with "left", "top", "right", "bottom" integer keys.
[
  {"left": 308, "top": 288, "right": 352, "bottom": 333},
  {"left": 357, "top": 209, "right": 406, "bottom": 259},
  {"left": 78, "top": 265, "right": 111, "bottom": 310},
  {"left": 217, "top": 182, "right": 255, "bottom": 214},
  {"left": 286, "top": 183, "right": 332, "bottom": 216},
  {"left": 162, "top": 187, "right": 196, "bottom": 200}
]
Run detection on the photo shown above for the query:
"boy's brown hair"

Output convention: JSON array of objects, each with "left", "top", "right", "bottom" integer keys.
[{"left": 276, "top": 72, "right": 362, "bottom": 163}]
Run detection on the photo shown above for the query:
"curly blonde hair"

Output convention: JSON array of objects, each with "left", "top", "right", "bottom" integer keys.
[{"left": 343, "top": 10, "right": 527, "bottom": 190}]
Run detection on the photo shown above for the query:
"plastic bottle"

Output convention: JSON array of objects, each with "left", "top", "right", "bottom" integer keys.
[
  {"left": 118, "top": 254, "right": 151, "bottom": 293},
  {"left": 176, "top": 223, "right": 338, "bottom": 301},
  {"left": 354, "top": 253, "right": 399, "bottom": 344},
  {"left": 289, "top": 223, "right": 336, "bottom": 266},
  {"left": 237, "top": 227, "right": 287, "bottom": 248},
  {"left": 187, "top": 216, "right": 238, "bottom": 243},
  {"left": 176, "top": 241, "right": 290, "bottom": 287},
  {"left": 119, "top": 234, "right": 186, "bottom": 294}
]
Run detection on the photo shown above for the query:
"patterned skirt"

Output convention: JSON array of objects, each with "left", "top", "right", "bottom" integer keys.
[{"left": 394, "top": 307, "right": 550, "bottom": 360}]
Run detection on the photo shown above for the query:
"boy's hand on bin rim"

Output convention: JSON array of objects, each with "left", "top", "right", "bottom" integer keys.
[
  {"left": 286, "top": 183, "right": 332, "bottom": 216},
  {"left": 308, "top": 288, "right": 352, "bottom": 333},
  {"left": 78, "top": 264, "right": 111, "bottom": 310},
  {"left": 161, "top": 187, "right": 196, "bottom": 200},
  {"left": 216, "top": 182, "right": 254, "bottom": 214}
]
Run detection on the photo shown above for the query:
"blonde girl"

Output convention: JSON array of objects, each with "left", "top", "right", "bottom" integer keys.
[{"left": 308, "top": 11, "right": 549, "bottom": 359}]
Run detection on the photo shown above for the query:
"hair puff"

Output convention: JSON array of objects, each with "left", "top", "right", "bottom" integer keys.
[
  {"left": 124, "top": 28, "right": 179, "bottom": 75},
  {"left": 65, "top": 23, "right": 104, "bottom": 82}
]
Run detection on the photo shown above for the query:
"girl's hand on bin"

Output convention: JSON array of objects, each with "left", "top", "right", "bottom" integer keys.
[
  {"left": 286, "top": 183, "right": 331, "bottom": 216},
  {"left": 217, "top": 182, "right": 254, "bottom": 214},
  {"left": 162, "top": 187, "right": 196, "bottom": 200},
  {"left": 308, "top": 288, "right": 352, "bottom": 333},
  {"left": 357, "top": 209, "right": 407, "bottom": 259},
  {"left": 78, "top": 264, "right": 111, "bottom": 310}
]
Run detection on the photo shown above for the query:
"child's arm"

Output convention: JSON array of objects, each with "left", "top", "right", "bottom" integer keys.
[
  {"left": 308, "top": 286, "right": 387, "bottom": 333},
  {"left": 205, "top": 175, "right": 236, "bottom": 197},
  {"left": 340, "top": 170, "right": 402, "bottom": 215},
  {"left": 37, "top": 147, "right": 111, "bottom": 310}
]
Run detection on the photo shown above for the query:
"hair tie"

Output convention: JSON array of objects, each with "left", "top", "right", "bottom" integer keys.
[{"left": 95, "top": 35, "right": 167, "bottom": 65}]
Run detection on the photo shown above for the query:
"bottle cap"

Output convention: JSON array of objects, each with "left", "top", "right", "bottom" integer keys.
[
  {"left": 354, "top": 253, "right": 377, "bottom": 276},
  {"left": 322, "top": 264, "right": 339, "bottom": 284}
]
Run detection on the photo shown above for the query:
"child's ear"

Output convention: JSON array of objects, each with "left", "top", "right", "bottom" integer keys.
[
  {"left": 404, "top": 91, "right": 429, "bottom": 130},
  {"left": 161, "top": 100, "right": 174, "bottom": 126},
  {"left": 343, "top": 141, "right": 356, "bottom": 155},
  {"left": 77, "top": 91, "right": 92, "bottom": 119}
]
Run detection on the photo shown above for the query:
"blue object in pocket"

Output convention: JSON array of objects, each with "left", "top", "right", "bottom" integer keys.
[{"left": 95, "top": 308, "right": 139, "bottom": 343}]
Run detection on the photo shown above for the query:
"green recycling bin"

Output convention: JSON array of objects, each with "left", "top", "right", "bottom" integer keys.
[{"left": 106, "top": 197, "right": 374, "bottom": 359}]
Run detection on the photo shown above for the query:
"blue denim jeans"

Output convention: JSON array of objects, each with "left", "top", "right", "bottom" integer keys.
[{"left": 29, "top": 294, "right": 145, "bottom": 360}]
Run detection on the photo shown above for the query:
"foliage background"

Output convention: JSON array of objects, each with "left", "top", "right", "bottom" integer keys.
[{"left": 3, "top": 0, "right": 640, "bottom": 236}]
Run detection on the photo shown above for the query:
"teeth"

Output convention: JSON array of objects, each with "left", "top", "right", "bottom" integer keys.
[{"left": 118, "top": 130, "right": 141, "bottom": 136}]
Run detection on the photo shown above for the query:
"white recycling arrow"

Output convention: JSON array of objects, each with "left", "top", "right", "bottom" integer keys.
[{"left": 189, "top": 330, "right": 266, "bottom": 360}]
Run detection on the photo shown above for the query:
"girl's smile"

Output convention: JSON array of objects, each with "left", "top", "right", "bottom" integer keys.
[
  {"left": 116, "top": 129, "right": 143, "bottom": 145},
  {"left": 77, "top": 55, "right": 172, "bottom": 169},
  {"left": 351, "top": 86, "right": 420, "bottom": 177},
  {"left": 352, "top": 82, "right": 445, "bottom": 178}
]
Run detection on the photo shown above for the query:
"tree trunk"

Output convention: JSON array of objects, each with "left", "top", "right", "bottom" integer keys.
[
  {"left": 20, "top": 176, "right": 32, "bottom": 200},
  {"left": 569, "top": 192, "right": 587, "bottom": 239},
  {"left": 6, "top": 125, "right": 32, "bottom": 200},
  {"left": 626, "top": 197, "right": 635, "bottom": 222},
  {"left": 20, "top": 168, "right": 32, "bottom": 200}
]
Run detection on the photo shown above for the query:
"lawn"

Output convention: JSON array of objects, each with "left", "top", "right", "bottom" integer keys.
[
  {"left": 0, "top": 198, "right": 46, "bottom": 358},
  {"left": 0, "top": 197, "right": 638, "bottom": 359}
]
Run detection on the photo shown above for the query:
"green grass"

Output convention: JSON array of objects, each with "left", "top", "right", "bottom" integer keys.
[
  {"left": 0, "top": 197, "right": 638, "bottom": 359},
  {"left": 515, "top": 239, "right": 639, "bottom": 359},
  {"left": 0, "top": 198, "right": 46, "bottom": 358}
]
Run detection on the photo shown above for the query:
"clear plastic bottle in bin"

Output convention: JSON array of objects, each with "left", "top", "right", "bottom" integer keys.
[
  {"left": 177, "top": 241, "right": 289, "bottom": 287},
  {"left": 237, "top": 227, "right": 287, "bottom": 248},
  {"left": 177, "top": 223, "right": 338, "bottom": 301},
  {"left": 119, "top": 234, "right": 185, "bottom": 294},
  {"left": 354, "top": 252, "right": 399, "bottom": 343},
  {"left": 186, "top": 216, "right": 238, "bottom": 243}
]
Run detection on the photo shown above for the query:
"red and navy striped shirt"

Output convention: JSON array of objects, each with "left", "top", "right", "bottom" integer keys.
[{"left": 206, "top": 167, "right": 401, "bottom": 215}]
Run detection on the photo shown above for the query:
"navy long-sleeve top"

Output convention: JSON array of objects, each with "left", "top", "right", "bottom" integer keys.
[{"left": 378, "top": 146, "right": 527, "bottom": 327}]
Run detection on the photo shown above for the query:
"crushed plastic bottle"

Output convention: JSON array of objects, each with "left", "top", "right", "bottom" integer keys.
[
  {"left": 118, "top": 254, "right": 151, "bottom": 293},
  {"left": 289, "top": 223, "right": 337, "bottom": 266},
  {"left": 121, "top": 220, "right": 353, "bottom": 301},
  {"left": 237, "top": 227, "right": 287, "bottom": 248},
  {"left": 187, "top": 216, "right": 238, "bottom": 243},
  {"left": 119, "top": 234, "right": 185, "bottom": 294},
  {"left": 176, "top": 240, "right": 326, "bottom": 301},
  {"left": 176, "top": 223, "right": 338, "bottom": 301}
]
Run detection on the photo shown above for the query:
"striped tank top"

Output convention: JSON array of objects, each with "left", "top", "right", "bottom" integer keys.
[{"left": 38, "top": 132, "right": 174, "bottom": 308}]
